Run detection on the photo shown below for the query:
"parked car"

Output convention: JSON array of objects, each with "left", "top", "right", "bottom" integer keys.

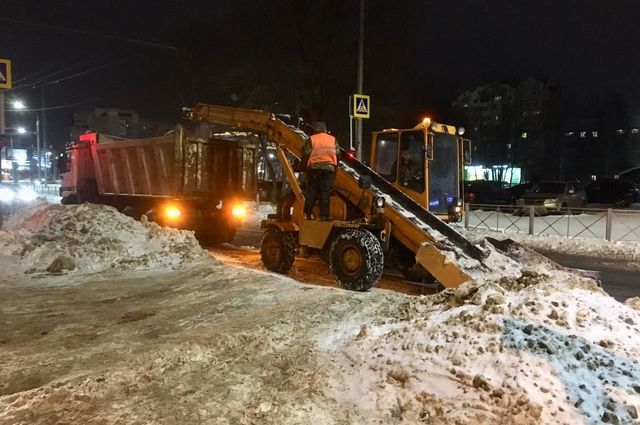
[
  {"left": 504, "top": 182, "right": 533, "bottom": 204},
  {"left": 516, "top": 181, "right": 586, "bottom": 214},
  {"left": 463, "top": 180, "right": 511, "bottom": 206},
  {"left": 585, "top": 179, "right": 640, "bottom": 207}
]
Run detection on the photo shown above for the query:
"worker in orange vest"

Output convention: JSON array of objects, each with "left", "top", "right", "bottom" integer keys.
[{"left": 301, "top": 122, "right": 339, "bottom": 220}]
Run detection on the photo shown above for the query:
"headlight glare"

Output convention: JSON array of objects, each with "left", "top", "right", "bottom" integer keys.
[
  {"left": 0, "top": 187, "right": 14, "bottom": 202},
  {"left": 18, "top": 187, "right": 37, "bottom": 203}
]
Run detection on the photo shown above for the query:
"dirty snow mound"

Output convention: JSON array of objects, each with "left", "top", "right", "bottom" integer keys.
[
  {"left": 1, "top": 203, "right": 217, "bottom": 274},
  {"left": 2, "top": 198, "right": 51, "bottom": 230},
  {"left": 318, "top": 270, "right": 640, "bottom": 424}
]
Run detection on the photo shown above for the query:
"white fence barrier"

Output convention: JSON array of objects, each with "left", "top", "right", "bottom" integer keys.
[{"left": 463, "top": 204, "right": 640, "bottom": 242}]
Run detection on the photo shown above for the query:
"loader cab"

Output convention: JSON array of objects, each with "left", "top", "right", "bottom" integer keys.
[{"left": 370, "top": 120, "right": 470, "bottom": 222}]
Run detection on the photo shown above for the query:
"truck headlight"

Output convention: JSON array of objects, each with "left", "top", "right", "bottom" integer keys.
[
  {"left": 163, "top": 205, "right": 182, "bottom": 220},
  {"left": 231, "top": 203, "right": 247, "bottom": 219}
]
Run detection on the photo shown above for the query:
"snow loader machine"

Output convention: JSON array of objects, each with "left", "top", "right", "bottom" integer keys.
[{"left": 185, "top": 104, "right": 489, "bottom": 291}]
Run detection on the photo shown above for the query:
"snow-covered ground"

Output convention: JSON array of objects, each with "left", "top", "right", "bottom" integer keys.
[{"left": 1, "top": 201, "right": 639, "bottom": 424}]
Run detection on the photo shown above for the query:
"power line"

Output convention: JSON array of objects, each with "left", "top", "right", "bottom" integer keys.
[
  {"left": 0, "top": 17, "right": 177, "bottom": 50},
  {"left": 12, "top": 53, "right": 97, "bottom": 85},
  {"left": 6, "top": 99, "right": 96, "bottom": 112},
  {"left": 7, "top": 60, "right": 125, "bottom": 91}
]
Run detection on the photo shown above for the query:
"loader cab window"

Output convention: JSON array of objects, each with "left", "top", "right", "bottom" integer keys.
[
  {"left": 395, "top": 130, "right": 425, "bottom": 192},
  {"left": 374, "top": 132, "right": 399, "bottom": 180}
]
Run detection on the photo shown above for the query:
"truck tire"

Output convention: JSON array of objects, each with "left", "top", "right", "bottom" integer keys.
[
  {"left": 260, "top": 229, "right": 296, "bottom": 273},
  {"left": 122, "top": 206, "right": 139, "bottom": 219},
  {"left": 61, "top": 195, "right": 79, "bottom": 205},
  {"left": 329, "top": 229, "right": 383, "bottom": 291}
]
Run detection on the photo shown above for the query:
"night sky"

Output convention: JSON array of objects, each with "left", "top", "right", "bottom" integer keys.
[{"left": 2, "top": 0, "right": 640, "bottom": 150}]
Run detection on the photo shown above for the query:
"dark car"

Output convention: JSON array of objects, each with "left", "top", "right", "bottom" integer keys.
[
  {"left": 463, "top": 180, "right": 511, "bottom": 205},
  {"left": 516, "top": 181, "right": 587, "bottom": 213},
  {"left": 504, "top": 183, "right": 533, "bottom": 205},
  {"left": 585, "top": 179, "right": 640, "bottom": 207}
]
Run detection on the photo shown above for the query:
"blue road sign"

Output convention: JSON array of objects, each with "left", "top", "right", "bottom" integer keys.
[{"left": 352, "top": 94, "right": 370, "bottom": 119}]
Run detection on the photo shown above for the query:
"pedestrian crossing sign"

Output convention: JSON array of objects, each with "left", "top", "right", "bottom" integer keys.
[
  {"left": 0, "top": 59, "right": 11, "bottom": 89},
  {"left": 352, "top": 94, "right": 370, "bottom": 119}
]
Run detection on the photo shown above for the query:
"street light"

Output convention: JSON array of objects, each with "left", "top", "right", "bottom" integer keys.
[
  {"left": 8, "top": 100, "right": 42, "bottom": 182},
  {"left": 12, "top": 100, "right": 26, "bottom": 110}
]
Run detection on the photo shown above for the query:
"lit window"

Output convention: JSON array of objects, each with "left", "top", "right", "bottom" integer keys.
[
  {"left": 521, "top": 132, "right": 528, "bottom": 139},
  {"left": 617, "top": 129, "right": 624, "bottom": 134},
  {"left": 592, "top": 131, "right": 598, "bottom": 138},
  {"left": 580, "top": 132, "right": 587, "bottom": 138},
  {"left": 565, "top": 131, "right": 574, "bottom": 137},
  {"left": 494, "top": 96, "right": 502, "bottom": 101},
  {"left": 463, "top": 103, "right": 469, "bottom": 108},
  {"left": 495, "top": 115, "right": 499, "bottom": 121},
  {"left": 633, "top": 128, "right": 639, "bottom": 134}
]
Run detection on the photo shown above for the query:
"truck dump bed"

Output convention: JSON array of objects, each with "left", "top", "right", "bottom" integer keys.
[{"left": 92, "top": 127, "right": 257, "bottom": 199}]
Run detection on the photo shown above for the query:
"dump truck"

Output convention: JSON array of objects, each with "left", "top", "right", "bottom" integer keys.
[
  {"left": 60, "top": 125, "right": 258, "bottom": 243},
  {"left": 184, "top": 104, "right": 491, "bottom": 290}
]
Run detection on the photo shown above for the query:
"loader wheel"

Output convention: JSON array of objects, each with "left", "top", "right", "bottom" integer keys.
[
  {"left": 329, "top": 229, "right": 384, "bottom": 292},
  {"left": 260, "top": 229, "right": 296, "bottom": 273}
]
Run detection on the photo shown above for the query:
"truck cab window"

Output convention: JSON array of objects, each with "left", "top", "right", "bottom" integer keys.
[
  {"left": 375, "top": 132, "right": 399, "bottom": 181},
  {"left": 397, "top": 130, "right": 425, "bottom": 192}
]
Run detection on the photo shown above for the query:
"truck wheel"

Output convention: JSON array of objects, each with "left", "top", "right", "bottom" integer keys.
[
  {"left": 122, "top": 206, "right": 139, "bottom": 219},
  {"left": 61, "top": 195, "right": 79, "bottom": 205},
  {"left": 329, "top": 229, "right": 383, "bottom": 291},
  {"left": 260, "top": 229, "right": 296, "bottom": 273}
]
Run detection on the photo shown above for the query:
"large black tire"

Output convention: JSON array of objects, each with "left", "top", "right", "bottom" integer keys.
[
  {"left": 260, "top": 229, "right": 296, "bottom": 273},
  {"left": 61, "top": 194, "right": 79, "bottom": 205},
  {"left": 122, "top": 206, "right": 139, "bottom": 219},
  {"left": 196, "top": 224, "right": 236, "bottom": 246},
  {"left": 329, "top": 229, "right": 384, "bottom": 291}
]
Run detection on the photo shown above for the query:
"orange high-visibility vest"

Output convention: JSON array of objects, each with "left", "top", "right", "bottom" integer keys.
[{"left": 307, "top": 133, "right": 337, "bottom": 167}]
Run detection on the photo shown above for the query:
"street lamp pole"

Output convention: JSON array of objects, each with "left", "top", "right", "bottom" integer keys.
[
  {"left": 355, "top": 0, "right": 365, "bottom": 161},
  {"left": 0, "top": 90, "right": 5, "bottom": 134},
  {"left": 36, "top": 116, "right": 41, "bottom": 182}
]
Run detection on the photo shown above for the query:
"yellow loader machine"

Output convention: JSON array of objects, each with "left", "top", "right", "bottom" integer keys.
[
  {"left": 369, "top": 118, "right": 472, "bottom": 223},
  {"left": 185, "top": 104, "right": 488, "bottom": 291}
]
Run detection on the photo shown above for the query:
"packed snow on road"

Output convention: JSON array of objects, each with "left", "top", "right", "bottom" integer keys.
[{"left": 1, "top": 201, "right": 639, "bottom": 424}]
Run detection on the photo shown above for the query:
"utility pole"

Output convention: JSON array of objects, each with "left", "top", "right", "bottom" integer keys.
[
  {"left": 41, "top": 88, "right": 47, "bottom": 183},
  {"left": 36, "top": 116, "right": 41, "bottom": 182},
  {"left": 355, "top": 0, "right": 365, "bottom": 161},
  {"left": 0, "top": 90, "right": 5, "bottom": 134}
]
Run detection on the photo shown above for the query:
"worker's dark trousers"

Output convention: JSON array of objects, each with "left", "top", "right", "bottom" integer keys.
[{"left": 304, "top": 169, "right": 335, "bottom": 218}]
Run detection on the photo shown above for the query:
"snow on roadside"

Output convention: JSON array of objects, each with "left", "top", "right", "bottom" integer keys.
[
  {"left": 317, "top": 271, "right": 640, "bottom": 424},
  {"left": 458, "top": 226, "right": 640, "bottom": 265},
  {"left": 0, "top": 202, "right": 217, "bottom": 276}
]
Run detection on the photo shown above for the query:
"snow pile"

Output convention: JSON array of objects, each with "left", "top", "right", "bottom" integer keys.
[
  {"left": 318, "top": 271, "right": 640, "bottom": 424},
  {"left": 459, "top": 226, "right": 640, "bottom": 265},
  {"left": 0, "top": 203, "right": 216, "bottom": 274}
]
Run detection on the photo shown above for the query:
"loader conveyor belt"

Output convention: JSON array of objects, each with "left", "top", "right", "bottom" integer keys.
[{"left": 339, "top": 153, "right": 486, "bottom": 262}]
